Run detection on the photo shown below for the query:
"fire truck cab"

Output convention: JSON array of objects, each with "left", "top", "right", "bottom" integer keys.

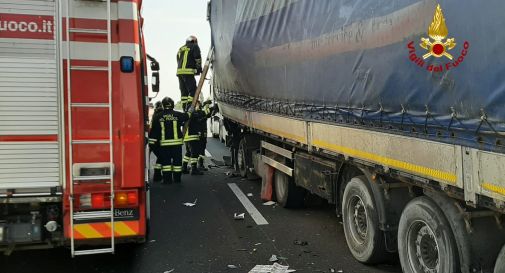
[{"left": 0, "top": 0, "right": 155, "bottom": 256}]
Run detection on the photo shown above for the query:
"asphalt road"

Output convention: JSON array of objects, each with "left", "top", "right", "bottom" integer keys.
[{"left": 0, "top": 138, "right": 401, "bottom": 273}]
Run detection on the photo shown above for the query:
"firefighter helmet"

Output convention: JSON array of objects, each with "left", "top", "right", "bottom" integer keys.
[
  {"left": 154, "top": 101, "right": 163, "bottom": 111},
  {"left": 186, "top": 35, "right": 198, "bottom": 44},
  {"left": 162, "top": 97, "right": 174, "bottom": 109}
]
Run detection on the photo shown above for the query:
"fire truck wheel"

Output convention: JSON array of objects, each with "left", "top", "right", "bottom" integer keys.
[
  {"left": 274, "top": 171, "right": 305, "bottom": 208},
  {"left": 342, "top": 176, "right": 387, "bottom": 264},
  {"left": 398, "top": 196, "right": 459, "bottom": 273}
]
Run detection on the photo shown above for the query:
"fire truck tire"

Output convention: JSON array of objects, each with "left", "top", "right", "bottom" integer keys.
[
  {"left": 274, "top": 171, "right": 306, "bottom": 208},
  {"left": 342, "top": 176, "right": 387, "bottom": 264},
  {"left": 398, "top": 196, "right": 459, "bottom": 273}
]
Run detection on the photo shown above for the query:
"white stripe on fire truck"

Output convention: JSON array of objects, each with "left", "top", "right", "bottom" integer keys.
[
  {"left": 60, "top": 1, "right": 138, "bottom": 21},
  {"left": 61, "top": 42, "right": 140, "bottom": 62},
  {"left": 0, "top": 2, "right": 138, "bottom": 21}
]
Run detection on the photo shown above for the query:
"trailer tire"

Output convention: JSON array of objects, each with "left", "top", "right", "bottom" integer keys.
[
  {"left": 237, "top": 138, "right": 249, "bottom": 178},
  {"left": 398, "top": 196, "right": 459, "bottom": 273},
  {"left": 274, "top": 171, "right": 305, "bottom": 208},
  {"left": 342, "top": 176, "right": 387, "bottom": 264}
]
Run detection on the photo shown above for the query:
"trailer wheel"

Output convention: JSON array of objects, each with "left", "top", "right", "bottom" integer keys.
[
  {"left": 274, "top": 171, "right": 305, "bottom": 208},
  {"left": 342, "top": 176, "right": 387, "bottom": 264},
  {"left": 398, "top": 197, "right": 459, "bottom": 273},
  {"left": 237, "top": 139, "right": 249, "bottom": 177}
]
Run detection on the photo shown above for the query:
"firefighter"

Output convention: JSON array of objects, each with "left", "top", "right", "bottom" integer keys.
[
  {"left": 182, "top": 101, "right": 207, "bottom": 175},
  {"left": 150, "top": 101, "right": 164, "bottom": 182},
  {"left": 177, "top": 35, "right": 202, "bottom": 112},
  {"left": 149, "top": 97, "right": 190, "bottom": 184},
  {"left": 197, "top": 100, "right": 214, "bottom": 170}
]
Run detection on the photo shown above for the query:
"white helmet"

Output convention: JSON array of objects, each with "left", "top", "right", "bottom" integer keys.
[{"left": 186, "top": 35, "right": 198, "bottom": 43}]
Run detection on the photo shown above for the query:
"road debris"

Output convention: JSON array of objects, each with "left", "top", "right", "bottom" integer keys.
[
  {"left": 234, "top": 213, "right": 245, "bottom": 220},
  {"left": 254, "top": 242, "right": 262, "bottom": 246},
  {"left": 248, "top": 263, "right": 295, "bottom": 273},
  {"left": 227, "top": 265, "right": 238, "bottom": 269},
  {"left": 293, "top": 240, "right": 308, "bottom": 246},
  {"left": 263, "top": 201, "right": 276, "bottom": 206},
  {"left": 182, "top": 199, "right": 198, "bottom": 207},
  {"left": 269, "top": 254, "right": 279, "bottom": 262},
  {"left": 163, "top": 269, "right": 175, "bottom": 273},
  {"left": 247, "top": 193, "right": 253, "bottom": 197},
  {"left": 149, "top": 239, "right": 156, "bottom": 243}
]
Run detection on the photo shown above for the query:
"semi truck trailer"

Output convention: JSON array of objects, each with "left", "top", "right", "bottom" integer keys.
[{"left": 208, "top": 1, "right": 505, "bottom": 272}]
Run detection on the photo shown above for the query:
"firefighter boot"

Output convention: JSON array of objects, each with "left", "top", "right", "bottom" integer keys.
[
  {"left": 182, "top": 162, "right": 189, "bottom": 174},
  {"left": 173, "top": 172, "right": 182, "bottom": 184},
  {"left": 162, "top": 172, "right": 173, "bottom": 184},
  {"left": 191, "top": 164, "right": 204, "bottom": 175},
  {"left": 198, "top": 157, "right": 208, "bottom": 171},
  {"left": 153, "top": 169, "right": 162, "bottom": 182}
]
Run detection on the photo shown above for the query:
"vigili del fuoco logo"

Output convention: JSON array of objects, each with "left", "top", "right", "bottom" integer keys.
[{"left": 407, "top": 4, "right": 470, "bottom": 72}]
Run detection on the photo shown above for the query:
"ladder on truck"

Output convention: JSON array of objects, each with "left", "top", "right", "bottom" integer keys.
[{"left": 65, "top": 0, "right": 115, "bottom": 256}]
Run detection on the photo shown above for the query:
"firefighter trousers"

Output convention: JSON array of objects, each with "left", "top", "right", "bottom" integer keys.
[
  {"left": 159, "top": 145, "right": 183, "bottom": 183},
  {"left": 178, "top": 75, "right": 196, "bottom": 111},
  {"left": 198, "top": 137, "right": 207, "bottom": 166},
  {"left": 183, "top": 140, "right": 203, "bottom": 168}
]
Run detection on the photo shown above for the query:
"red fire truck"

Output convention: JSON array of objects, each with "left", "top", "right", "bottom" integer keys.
[{"left": 0, "top": 0, "right": 157, "bottom": 256}]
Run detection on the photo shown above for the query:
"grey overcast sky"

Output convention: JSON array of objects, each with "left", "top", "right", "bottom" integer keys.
[{"left": 142, "top": 0, "right": 211, "bottom": 104}]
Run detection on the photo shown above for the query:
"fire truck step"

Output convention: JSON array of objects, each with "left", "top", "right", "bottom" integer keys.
[
  {"left": 71, "top": 66, "right": 108, "bottom": 71},
  {"left": 71, "top": 103, "right": 110, "bottom": 108},
  {"left": 74, "top": 248, "right": 114, "bottom": 256},
  {"left": 68, "top": 28, "right": 108, "bottom": 35},
  {"left": 73, "top": 210, "right": 112, "bottom": 221},
  {"left": 73, "top": 175, "right": 111, "bottom": 181},
  {"left": 72, "top": 140, "right": 111, "bottom": 144}
]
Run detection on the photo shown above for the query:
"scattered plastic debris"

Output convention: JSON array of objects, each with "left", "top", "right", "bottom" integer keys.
[
  {"left": 163, "top": 269, "right": 175, "bottom": 273},
  {"left": 293, "top": 240, "right": 308, "bottom": 246},
  {"left": 227, "top": 265, "right": 238, "bottom": 269},
  {"left": 247, "top": 193, "right": 253, "bottom": 197},
  {"left": 149, "top": 239, "right": 156, "bottom": 243},
  {"left": 254, "top": 242, "right": 262, "bottom": 246},
  {"left": 248, "top": 263, "right": 295, "bottom": 273},
  {"left": 269, "top": 254, "right": 279, "bottom": 262},
  {"left": 234, "top": 213, "right": 245, "bottom": 220},
  {"left": 263, "top": 201, "right": 276, "bottom": 206},
  {"left": 182, "top": 198, "right": 198, "bottom": 207},
  {"left": 236, "top": 248, "right": 248, "bottom": 251},
  {"left": 337, "top": 270, "right": 343, "bottom": 273},
  {"left": 330, "top": 269, "right": 335, "bottom": 273}
]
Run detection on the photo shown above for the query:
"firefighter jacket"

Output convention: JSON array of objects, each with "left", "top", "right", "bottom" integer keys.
[
  {"left": 200, "top": 104, "right": 213, "bottom": 138},
  {"left": 176, "top": 42, "right": 202, "bottom": 76},
  {"left": 149, "top": 109, "right": 190, "bottom": 146},
  {"left": 148, "top": 108, "right": 164, "bottom": 149},
  {"left": 184, "top": 108, "right": 211, "bottom": 142}
]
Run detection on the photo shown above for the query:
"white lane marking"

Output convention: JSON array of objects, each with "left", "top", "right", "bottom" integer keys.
[
  {"left": 205, "top": 149, "right": 212, "bottom": 158},
  {"left": 228, "top": 183, "right": 269, "bottom": 225}
]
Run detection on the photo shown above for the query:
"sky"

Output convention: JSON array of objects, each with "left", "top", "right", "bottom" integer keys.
[{"left": 142, "top": 0, "right": 211, "bottom": 104}]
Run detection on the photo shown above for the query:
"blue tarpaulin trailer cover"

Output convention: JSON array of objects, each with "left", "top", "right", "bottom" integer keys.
[{"left": 209, "top": 0, "right": 505, "bottom": 152}]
